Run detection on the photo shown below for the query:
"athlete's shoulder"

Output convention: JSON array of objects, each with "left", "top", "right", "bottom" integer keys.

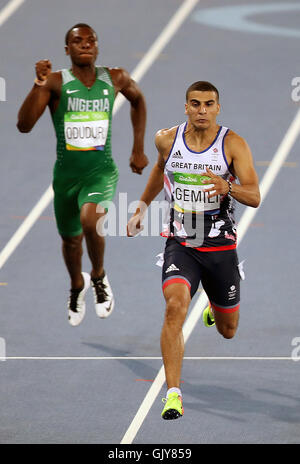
[
  {"left": 155, "top": 126, "right": 179, "bottom": 151},
  {"left": 107, "top": 66, "right": 126, "bottom": 74},
  {"left": 107, "top": 66, "right": 131, "bottom": 88},
  {"left": 224, "top": 129, "right": 250, "bottom": 151},
  {"left": 224, "top": 129, "right": 252, "bottom": 162}
]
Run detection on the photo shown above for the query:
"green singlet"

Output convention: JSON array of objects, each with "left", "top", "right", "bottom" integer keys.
[{"left": 51, "top": 66, "right": 119, "bottom": 237}]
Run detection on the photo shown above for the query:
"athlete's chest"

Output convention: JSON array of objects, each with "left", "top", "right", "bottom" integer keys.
[
  {"left": 59, "top": 82, "right": 114, "bottom": 152},
  {"left": 62, "top": 83, "right": 113, "bottom": 111},
  {"left": 167, "top": 150, "right": 226, "bottom": 175},
  {"left": 166, "top": 124, "right": 229, "bottom": 176}
]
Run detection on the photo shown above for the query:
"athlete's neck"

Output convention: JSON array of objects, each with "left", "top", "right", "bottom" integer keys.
[
  {"left": 71, "top": 63, "right": 97, "bottom": 87},
  {"left": 185, "top": 122, "right": 220, "bottom": 152}
]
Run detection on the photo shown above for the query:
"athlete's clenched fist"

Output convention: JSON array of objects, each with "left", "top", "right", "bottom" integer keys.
[{"left": 35, "top": 59, "right": 52, "bottom": 82}]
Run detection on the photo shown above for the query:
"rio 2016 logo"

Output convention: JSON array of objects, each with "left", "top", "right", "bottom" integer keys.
[{"left": 0, "top": 77, "right": 6, "bottom": 101}]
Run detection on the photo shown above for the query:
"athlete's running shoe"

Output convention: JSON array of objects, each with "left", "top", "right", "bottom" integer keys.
[
  {"left": 203, "top": 303, "right": 215, "bottom": 327},
  {"left": 68, "top": 272, "right": 90, "bottom": 326},
  {"left": 161, "top": 393, "right": 184, "bottom": 420},
  {"left": 91, "top": 272, "right": 114, "bottom": 318}
]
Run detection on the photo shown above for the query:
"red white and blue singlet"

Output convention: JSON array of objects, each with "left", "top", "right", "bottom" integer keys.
[{"left": 162, "top": 123, "right": 237, "bottom": 251}]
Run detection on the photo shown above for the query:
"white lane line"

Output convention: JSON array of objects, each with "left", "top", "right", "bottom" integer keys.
[
  {"left": 120, "top": 109, "right": 300, "bottom": 444},
  {"left": 0, "top": 185, "right": 53, "bottom": 269},
  {"left": 237, "top": 108, "right": 300, "bottom": 243},
  {"left": 0, "top": 0, "right": 25, "bottom": 27},
  {"left": 0, "top": 0, "right": 31, "bottom": 270},
  {"left": 2, "top": 356, "right": 294, "bottom": 360},
  {"left": 114, "top": 0, "right": 200, "bottom": 109},
  {"left": 0, "top": 0, "right": 199, "bottom": 271}
]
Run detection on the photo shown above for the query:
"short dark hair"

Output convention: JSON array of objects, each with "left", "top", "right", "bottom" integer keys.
[
  {"left": 65, "top": 23, "right": 97, "bottom": 45},
  {"left": 186, "top": 81, "right": 219, "bottom": 102}
]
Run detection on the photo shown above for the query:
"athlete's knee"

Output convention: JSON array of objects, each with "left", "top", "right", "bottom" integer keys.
[
  {"left": 62, "top": 235, "right": 83, "bottom": 250},
  {"left": 217, "top": 321, "right": 238, "bottom": 339},
  {"left": 81, "top": 216, "right": 98, "bottom": 236},
  {"left": 80, "top": 203, "right": 102, "bottom": 236},
  {"left": 164, "top": 296, "right": 189, "bottom": 330},
  {"left": 212, "top": 304, "right": 239, "bottom": 339}
]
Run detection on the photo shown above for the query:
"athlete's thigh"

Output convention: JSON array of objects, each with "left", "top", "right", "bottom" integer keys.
[
  {"left": 78, "top": 168, "right": 119, "bottom": 211},
  {"left": 201, "top": 249, "right": 241, "bottom": 315},
  {"left": 162, "top": 239, "right": 202, "bottom": 299},
  {"left": 53, "top": 182, "right": 82, "bottom": 237}
]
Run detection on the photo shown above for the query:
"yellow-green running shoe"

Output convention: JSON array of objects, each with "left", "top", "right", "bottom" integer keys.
[
  {"left": 161, "top": 393, "right": 184, "bottom": 420},
  {"left": 203, "top": 304, "right": 215, "bottom": 327}
]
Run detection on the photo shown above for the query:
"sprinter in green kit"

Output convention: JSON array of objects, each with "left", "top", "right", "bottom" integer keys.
[{"left": 17, "top": 23, "right": 148, "bottom": 326}]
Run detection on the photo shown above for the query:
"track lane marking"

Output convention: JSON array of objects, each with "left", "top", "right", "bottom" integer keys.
[{"left": 0, "top": 0, "right": 25, "bottom": 27}]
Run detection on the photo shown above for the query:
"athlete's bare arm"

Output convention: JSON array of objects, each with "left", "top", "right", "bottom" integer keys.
[
  {"left": 109, "top": 67, "right": 148, "bottom": 175},
  {"left": 17, "top": 60, "right": 61, "bottom": 133},
  {"left": 203, "top": 131, "right": 260, "bottom": 208},
  {"left": 127, "top": 127, "right": 177, "bottom": 237}
]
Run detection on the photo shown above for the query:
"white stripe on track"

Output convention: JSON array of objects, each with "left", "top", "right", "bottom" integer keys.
[
  {"left": 120, "top": 109, "right": 300, "bottom": 444},
  {"left": 0, "top": 0, "right": 199, "bottom": 271},
  {"left": 0, "top": 185, "right": 53, "bottom": 269},
  {"left": 113, "top": 0, "right": 200, "bottom": 110},
  {"left": 0, "top": 0, "right": 25, "bottom": 27},
  {"left": 237, "top": 108, "right": 300, "bottom": 242}
]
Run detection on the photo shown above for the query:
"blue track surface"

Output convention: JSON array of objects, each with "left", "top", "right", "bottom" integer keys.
[{"left": 0, "top": 0, "right": 299, "bottom": 445}]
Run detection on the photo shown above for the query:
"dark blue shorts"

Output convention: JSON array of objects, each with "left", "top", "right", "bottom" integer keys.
[{"left": 162, "top": 238, "right": 241, "bottom": 313}]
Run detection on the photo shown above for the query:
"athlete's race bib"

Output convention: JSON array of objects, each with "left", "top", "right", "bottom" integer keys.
[
  {"left": 173, "top": 172, "right": 220, "bottom": 213},
  {"left": 64, "top": 111, "right": 109, "bottom": 151}
]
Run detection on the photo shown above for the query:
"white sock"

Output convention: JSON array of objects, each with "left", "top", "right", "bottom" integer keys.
[{"left": 167, "top": 387, "right": 182, "bottom": 398}]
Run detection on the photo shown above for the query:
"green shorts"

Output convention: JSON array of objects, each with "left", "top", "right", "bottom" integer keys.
[{"left": 53, "top": 168, "right": 119, "bottom": 237}]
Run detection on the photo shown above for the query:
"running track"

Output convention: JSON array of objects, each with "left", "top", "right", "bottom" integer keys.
[{"left": 0, "top": 0, "right": 299, "bottom": 446}]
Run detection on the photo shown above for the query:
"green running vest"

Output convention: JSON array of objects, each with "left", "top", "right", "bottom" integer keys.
[{"left": 52, "top": 66, "right": 116, "bottom": 179}]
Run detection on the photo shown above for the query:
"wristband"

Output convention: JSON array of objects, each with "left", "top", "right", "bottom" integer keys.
[
  {"left": 34, "top": 78, "right": 46, "bottom": 86},
  {"left": 227, "top": 180, "right": 233, "bottom": 196}
]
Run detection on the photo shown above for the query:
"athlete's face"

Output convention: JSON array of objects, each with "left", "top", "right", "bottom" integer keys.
[
  {"left": 65, "top": 27, "right": 98, "bottom": 66},
  {"left": 185, "top": 90, "right": 220, "bottom": 130}
]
